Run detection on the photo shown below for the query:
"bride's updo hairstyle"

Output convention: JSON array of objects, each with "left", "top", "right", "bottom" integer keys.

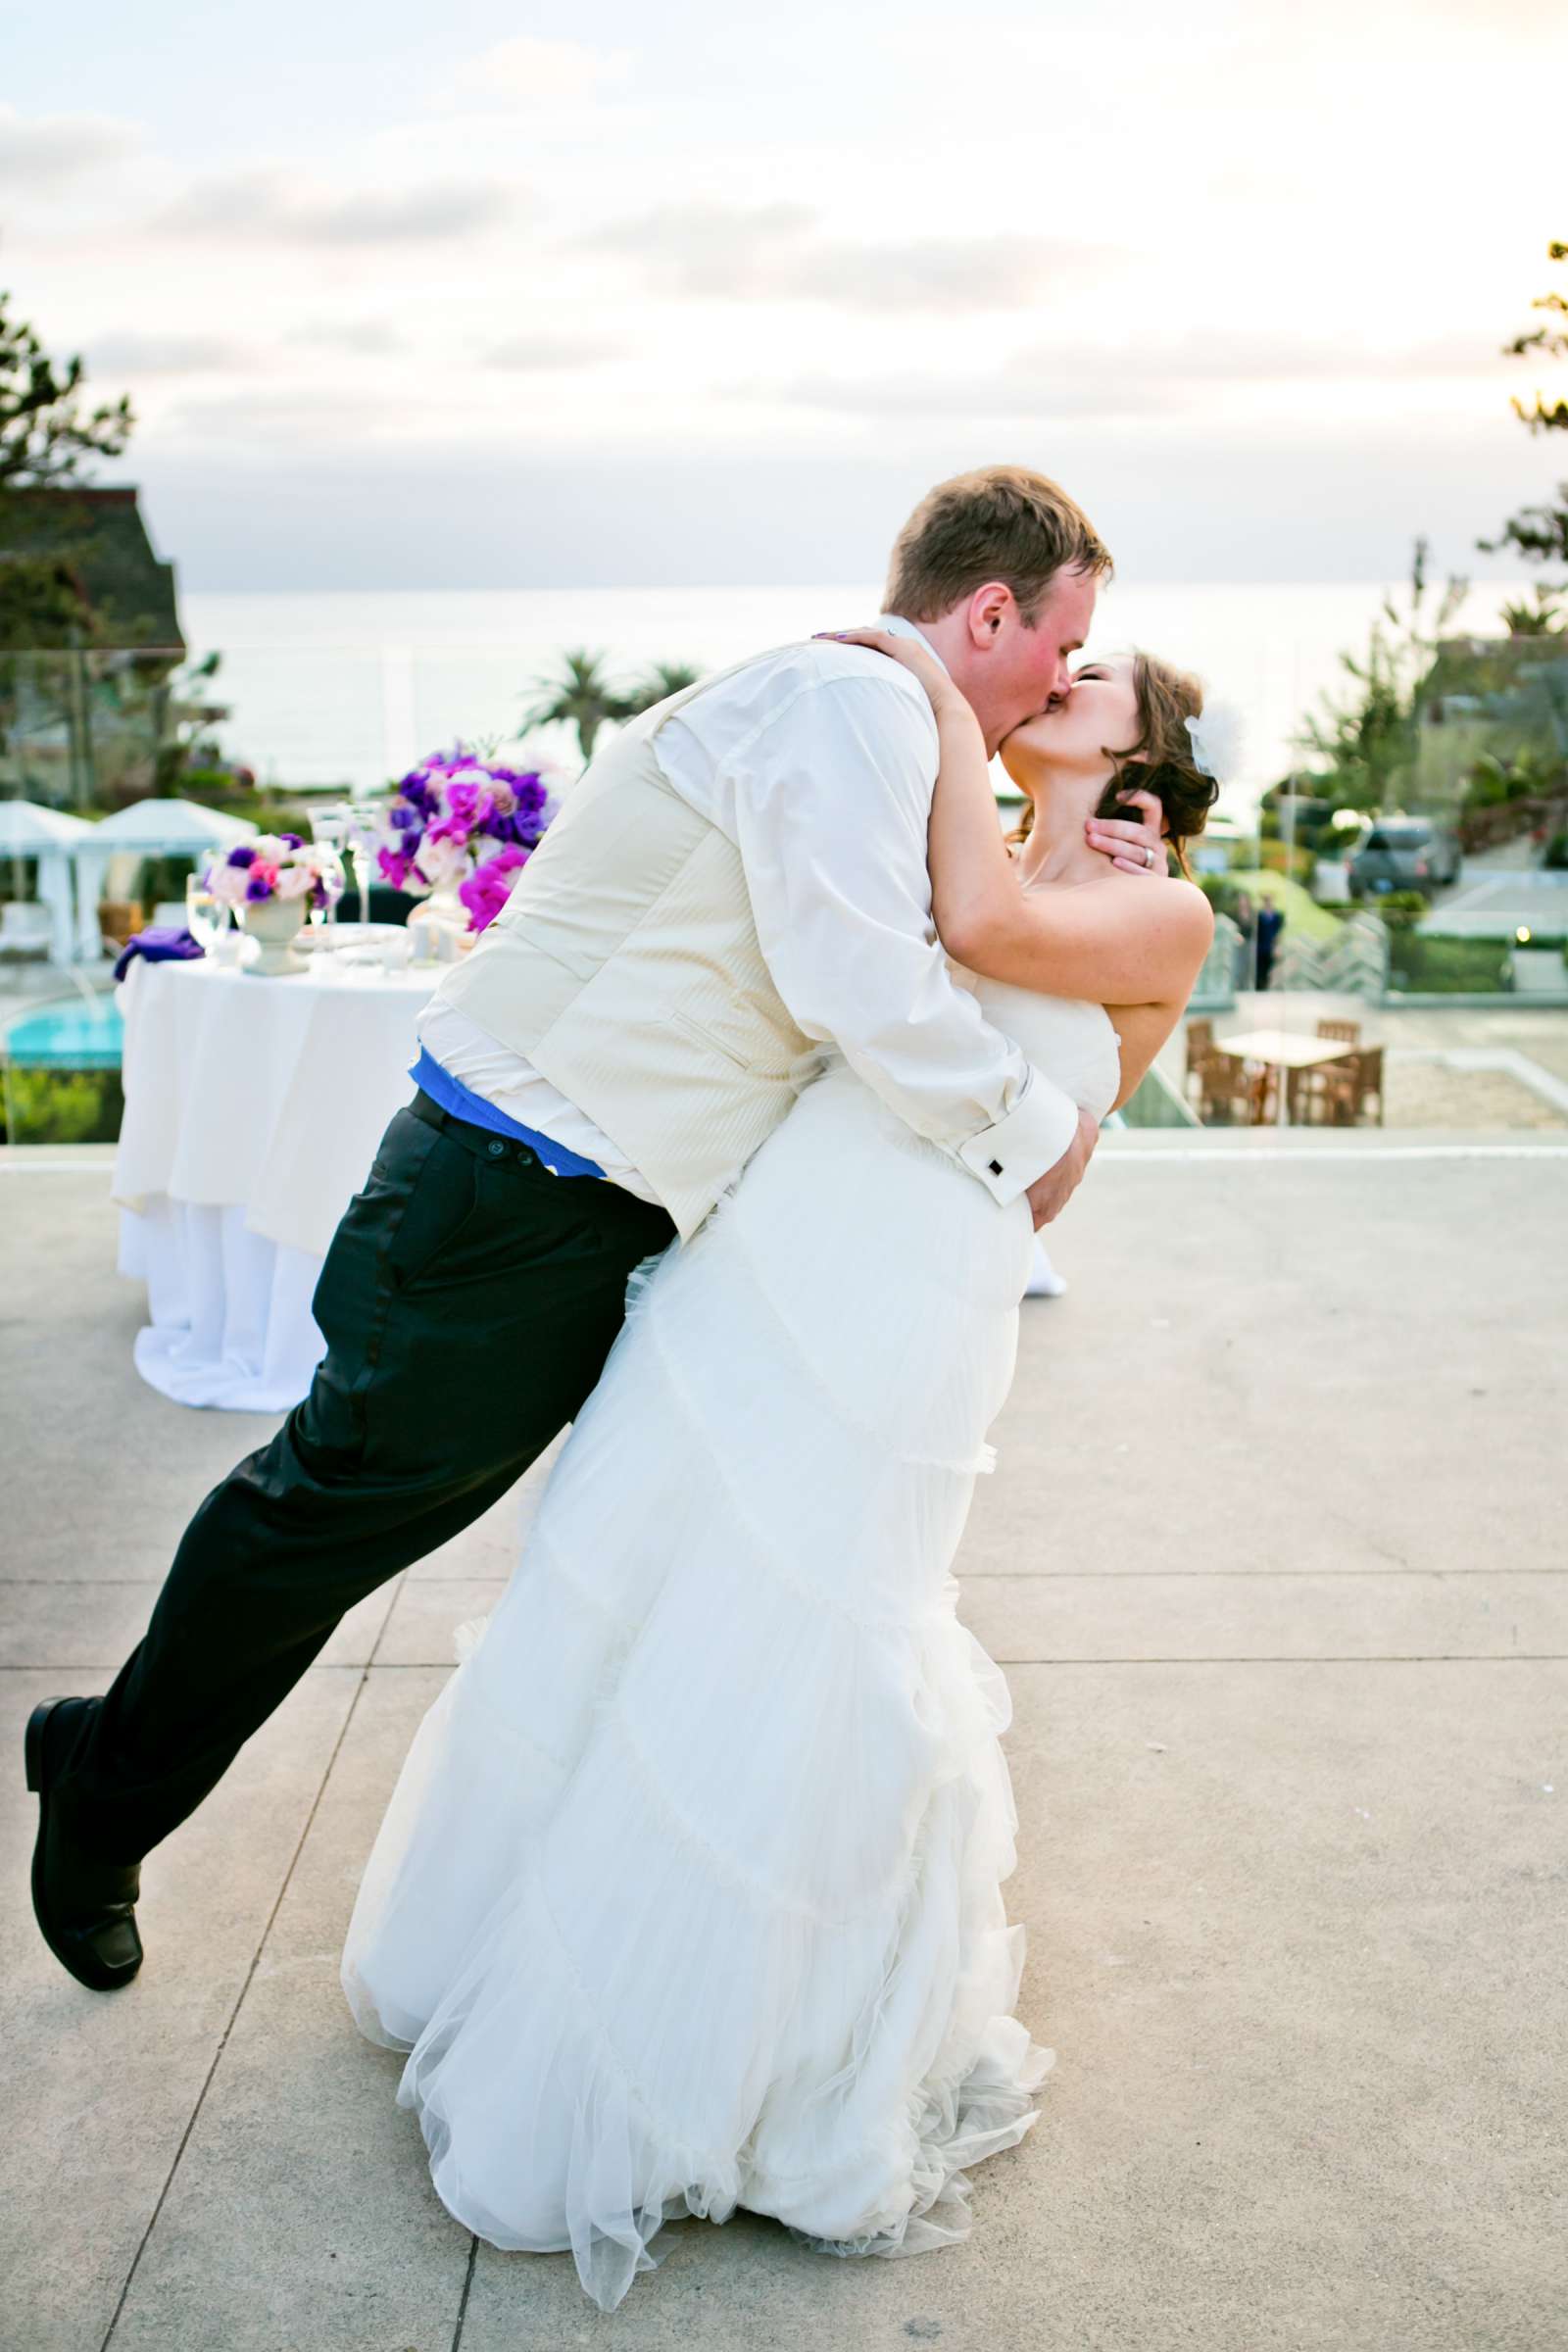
[{"left": 1009, "top": 653, "right": 1219, "bottom": 877}]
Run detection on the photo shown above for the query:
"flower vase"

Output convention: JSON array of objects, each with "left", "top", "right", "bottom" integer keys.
[
  {"left": 240, "top": 894, "right": 308, "bottom": 976},
  {"left": 408, "top": 878, "right": 472, "bottom": 965}
]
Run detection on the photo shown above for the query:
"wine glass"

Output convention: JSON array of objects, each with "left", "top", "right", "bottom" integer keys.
[
  {"left": 185, "top": 873, "right": 228, "bottom": 951},
  {"left": 346, "top": 794, "right": 390, "bottom": 928},
  {"left": 304, "top": 847, "right": 347, "bottom": 947}
]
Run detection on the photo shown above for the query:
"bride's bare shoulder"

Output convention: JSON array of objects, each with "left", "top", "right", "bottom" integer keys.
[{"left": 1102, "top": 870, "right": 1214, "bottom": 930}]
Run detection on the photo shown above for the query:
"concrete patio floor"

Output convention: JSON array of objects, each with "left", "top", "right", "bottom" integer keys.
[{"left": 2, "top": 1133, "right": 1565, "bottom": 2351}]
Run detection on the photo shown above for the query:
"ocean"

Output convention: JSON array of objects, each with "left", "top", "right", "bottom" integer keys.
[{"left": 181, "top": 581, "right": 1525, "bottom": 822}]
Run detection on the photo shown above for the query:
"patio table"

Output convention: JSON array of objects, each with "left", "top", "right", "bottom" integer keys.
[
  {"left": 114, "top": 953, "right": 440, "bottom": 1410},
  {"left": 1212, "top": 1027, "right": 1357, "bottom": 1126}
]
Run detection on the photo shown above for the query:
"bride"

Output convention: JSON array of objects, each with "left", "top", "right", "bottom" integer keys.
[{"left": 342, "top": 630, "right": 1218, "bottom": 2311}]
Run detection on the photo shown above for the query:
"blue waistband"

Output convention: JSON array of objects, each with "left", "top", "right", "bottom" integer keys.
[{"left": 410, "top": 1047, "right": 607, "bottom": 1181}]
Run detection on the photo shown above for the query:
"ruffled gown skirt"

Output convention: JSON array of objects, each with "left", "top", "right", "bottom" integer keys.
[{"left": 341, "top": 1059, "right": 1054, "bottom": 2311}]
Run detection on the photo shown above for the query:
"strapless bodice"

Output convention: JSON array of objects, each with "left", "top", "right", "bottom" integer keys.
[{"left": 956, "top": 971, "right": 1122, "bottom": 1122}]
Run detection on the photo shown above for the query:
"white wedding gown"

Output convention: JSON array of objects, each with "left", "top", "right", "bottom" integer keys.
[{"left": 342, "top": 978, "right": 1122, "bottom": 2311}]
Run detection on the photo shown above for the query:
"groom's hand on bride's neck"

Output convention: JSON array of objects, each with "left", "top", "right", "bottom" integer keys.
[
  {"left": 1086, "top": 788, "right": 1170, "bottom": 877},
  {"left": 1026, "top": 1105, "right": 1100, "bottom": 1229}
]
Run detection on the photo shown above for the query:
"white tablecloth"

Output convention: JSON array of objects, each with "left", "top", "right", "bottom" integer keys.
[{"left": 114, "top": 956, "right": 440, "bottom": 1410}]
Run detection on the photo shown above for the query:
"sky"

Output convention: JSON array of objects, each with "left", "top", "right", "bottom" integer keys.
[{"left": 3, "top": 0, "right": 1565, "bottom": 590}]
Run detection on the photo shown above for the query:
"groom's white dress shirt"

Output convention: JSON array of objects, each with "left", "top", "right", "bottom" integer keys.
[{"left": 416, "top": 615, "right": 1079, "bottom": 1207}]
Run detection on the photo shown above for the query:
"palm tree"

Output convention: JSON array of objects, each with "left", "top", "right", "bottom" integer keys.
[
  {"left": 620, "top": 660, "right": 704, "bottom": 716},
  {"left": 516, "top": 649, "right": 629, "bottom": 767}
]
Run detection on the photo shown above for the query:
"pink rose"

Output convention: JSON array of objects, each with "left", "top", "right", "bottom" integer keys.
[{"left": 443, "top": 779, "right": 494, "bottom": 829}]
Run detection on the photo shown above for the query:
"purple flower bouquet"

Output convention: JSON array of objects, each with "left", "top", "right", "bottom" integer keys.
[
  {"left": 375, "top": 749, "right": 554, "bottom": 933},
  {"left": 204, "top": 834, "right": 344, "bottom": 910}
]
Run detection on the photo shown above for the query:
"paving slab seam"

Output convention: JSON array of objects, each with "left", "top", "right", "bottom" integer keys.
[
  {"left": 380, "top": 1577, "right": 483, "bottom": 2352},
  {"left": 96, "top": 1668, "right": 376, "bottom": 2352},
  {"left": 365, "top": 1569, "right": 410, "bottom": 1670},
  {"left": 991, "top": 1650, "right": 1568, "bottom": 1665},
  {"left": 1098, "top": 1141, "right": 1568, "bottom": 1161},
  {"left": 961, "top": 1567, "right": 1568, "bottom": 1580},
  {"left": 450, "top": 2235, "right": 479, "bottom": 2352},
  {"left": 22, "top": 1565, "right": 1565, "bottom": 1586}
]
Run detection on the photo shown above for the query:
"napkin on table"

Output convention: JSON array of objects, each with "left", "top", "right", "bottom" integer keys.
[{"left": 113, "top": 926, "right": 206, "bottom": 983}]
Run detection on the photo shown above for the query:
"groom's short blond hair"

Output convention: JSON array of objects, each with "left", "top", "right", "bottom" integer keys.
[{"left": 884, "top": 465, "right": 1112, "bottom": 624}]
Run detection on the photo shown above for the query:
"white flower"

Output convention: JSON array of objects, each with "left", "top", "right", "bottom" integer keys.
[
  {"left": 274, "top": 861, "right": 315, "bottom": 901},
  {"left": 415, "top": 834, "right": 468, "bottom": 888},
  {"left": 1185, "top": 704, "right": 1246, "bottom": 783}
]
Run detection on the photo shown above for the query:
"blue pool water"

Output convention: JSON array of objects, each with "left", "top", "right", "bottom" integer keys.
[{"left": 3, "top": 994, "right": 124, "bottom": 1069}]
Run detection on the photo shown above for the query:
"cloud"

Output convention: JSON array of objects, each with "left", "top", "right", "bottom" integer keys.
[
  {"left": 482, "top": 335, "right": 625, "bottom": 370},
  {"left": 130, "top": 425, "right": 1552, "bottom": 594},
  {"left": 0, "top": 104, "right": 140, "bottom": 182},
  {"left": 283, "top": 318, "right": 406, "bottom": 354},
  {"left": 442, "top": 35, "right": 632, "bottom": 107},
  {"left": 156, "top": 171, "right": 522, "bottom": 244},
  {"left": 85, "top": 330, "right": 249, "bottom": 376},
  {"left": 580, "top": 205, "right": 1115, "bottom": 311},
  {"left": 158, "top": 388, "right": 419, "bottom": 446},
  {"left": 748, "top": 369, "right": 1167, "bottom": 422},
  {"left": 1025, "top": 328, "right": 1514, "bottom": 385},
  {"left": 783, "top": 238, "right": 1112, "bottom": 314},
  {"left": 749, "top": 328, "right": 1518, "bottom": 425},
  {"left": 579, "top": 201, "right": 814, "bottom": 298}
]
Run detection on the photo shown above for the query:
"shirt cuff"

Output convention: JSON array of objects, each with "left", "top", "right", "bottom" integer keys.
[{"left": 954, "top": 1067, "right": 1082, "bottom": 1206}]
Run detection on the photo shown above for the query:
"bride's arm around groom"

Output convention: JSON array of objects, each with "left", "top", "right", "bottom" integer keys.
[{"left": 709, "top": 629, "right": 1102, "bottom": 1225}]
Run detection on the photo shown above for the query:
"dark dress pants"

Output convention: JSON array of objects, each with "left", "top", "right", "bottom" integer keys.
[{"left": 52, "top": 1092, "right": 675, "bottom": 1864}]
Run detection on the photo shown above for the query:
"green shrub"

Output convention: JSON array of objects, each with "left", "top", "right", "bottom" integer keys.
[
  {"left": 1388, "top": 936, "right": 1505, "bottom": 992},
  {"left": 1388, "top": 931, "right": 1568, "bottom": 992},
  {"left": 1257, "top": 840, "right": 1315, "bottom": 882},
  {"left": 1, "top": 1066, "right": 124, "bottom": 1144},
  {"left": 1364, "top": 889, "right": 1429, "bottom": 930},
  {"left": 1544, "top": 832, "right": 1568, "bottom": 871}
]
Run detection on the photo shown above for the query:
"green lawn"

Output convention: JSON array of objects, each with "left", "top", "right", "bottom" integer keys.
[{"left": 1215, "top": 870, "right": 1345, "bottom": 944}]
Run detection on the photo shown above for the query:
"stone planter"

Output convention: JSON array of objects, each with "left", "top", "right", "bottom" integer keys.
[{"left": 239, "top": 893, "right": 308, "bottom": 976}]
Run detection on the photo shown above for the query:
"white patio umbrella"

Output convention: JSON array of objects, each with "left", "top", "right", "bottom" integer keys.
[
  {"left": 0, "top": 799, "right": 95, "bottom": 963},
  {"left": 70, "top": 797, "right": 258, "bottom": 961}
]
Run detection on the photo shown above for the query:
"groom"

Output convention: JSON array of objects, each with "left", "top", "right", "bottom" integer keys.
[{"left": 28, "top": 463, "right": 1168, "bottom": 1991}]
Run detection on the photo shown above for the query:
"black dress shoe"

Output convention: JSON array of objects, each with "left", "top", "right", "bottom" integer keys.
[{"left": 24, "top": 1698, "right": 143, "bottom": 1992}]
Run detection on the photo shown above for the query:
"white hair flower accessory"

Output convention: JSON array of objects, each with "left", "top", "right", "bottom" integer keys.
[{"left": 1184, "top": 704, "right": 1245, "bottom": 784}]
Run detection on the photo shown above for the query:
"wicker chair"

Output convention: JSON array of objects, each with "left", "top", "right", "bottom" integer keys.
[
  {"left": 1193, "top": 1050, "right": 1258, "bottom": 1125},
  {"left": 1293, "top": 1021, "right": 1364, "bottom": 1121},
  {"left": 97, "top": 899, "right": 144, "bottom": 952},
  {"left": 1314, "top": 1046, "right": 1385, "bottom": 1126},
  {"left": 1184, "top": 1018, "right": 1216, "bottom": 1109}
]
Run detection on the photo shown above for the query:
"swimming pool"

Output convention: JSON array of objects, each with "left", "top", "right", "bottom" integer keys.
[{"left": 2, "top": 993, "right": 124, "bottom": 1069}]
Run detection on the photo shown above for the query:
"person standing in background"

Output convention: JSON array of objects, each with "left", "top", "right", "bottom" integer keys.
[
  {"left": 1254, "top": 889, "right": 1284, "bottom": 991},
  {"left": 1231, "top": 888, "right": 1255, "bottom": 991}
]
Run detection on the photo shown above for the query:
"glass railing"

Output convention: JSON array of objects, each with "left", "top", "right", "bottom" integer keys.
[{"left": 6, "top": 613, "right": 1566, "bottom": 1147}]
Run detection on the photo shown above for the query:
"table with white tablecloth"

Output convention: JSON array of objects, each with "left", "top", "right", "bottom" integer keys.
[{"left": 113, "top": 956, "right": 441, "bottom": 1410}]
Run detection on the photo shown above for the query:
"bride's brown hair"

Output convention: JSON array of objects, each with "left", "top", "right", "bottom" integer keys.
[{"left": 1007, "top": 653, "right": 1218, "bottom": 877}]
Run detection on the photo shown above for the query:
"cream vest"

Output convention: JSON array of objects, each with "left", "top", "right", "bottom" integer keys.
[{"left": 433, "top": 652, "right": 822, "bottom": 1239}]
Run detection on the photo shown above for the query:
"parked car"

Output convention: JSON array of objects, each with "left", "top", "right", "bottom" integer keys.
[{"left": 1348, "top": 816, "right": 1461, "bottom": 900}]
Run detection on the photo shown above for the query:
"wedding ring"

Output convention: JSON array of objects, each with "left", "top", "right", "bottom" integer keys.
[{"left": 1143, "top": 844, "right": 1153, "bottom": 868}]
